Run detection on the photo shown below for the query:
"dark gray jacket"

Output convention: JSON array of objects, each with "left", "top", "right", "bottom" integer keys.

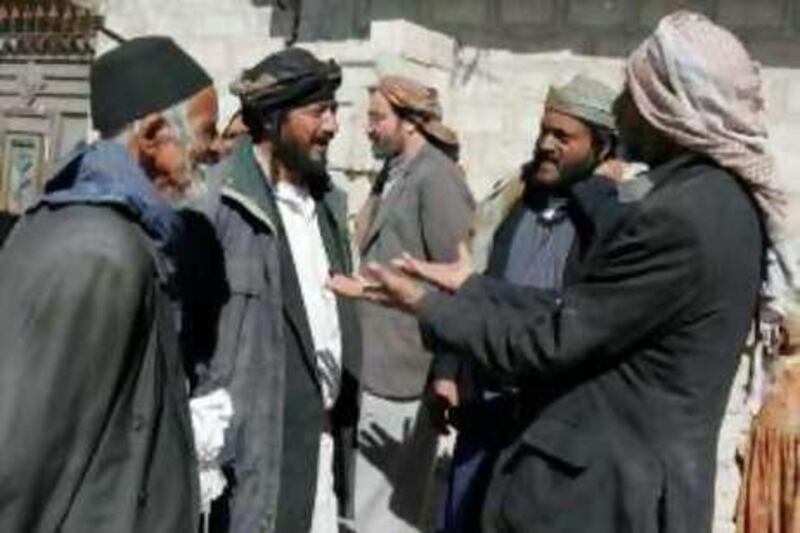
[
  {"left": 418, "top": 155, "right": 765, "bottom": 533},
  {"left": 0, "top": 164, "right": 197, "bottom": 533},
  {"left": 186, "top": 138, "right": 360, "bottom": 533},
  {"left": 359, "top": 142, "right": 474, "bottom": 398},
  {"left": 0, "top": 142, "right": 197, "bottom": 533}
]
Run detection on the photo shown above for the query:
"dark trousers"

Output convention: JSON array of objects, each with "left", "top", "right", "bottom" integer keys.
[{"left": 441, "top": 395, "right": 520, "bottom": 533}]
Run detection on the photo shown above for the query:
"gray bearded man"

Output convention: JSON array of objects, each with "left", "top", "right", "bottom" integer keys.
[
  {"left": 0, "top": 37, "right": 220, "bottom": 531},
  {"left": 332, "top": 11, "right": 780, "bottom": 533},
  {"left": 186, "top": 48, "right": 361, "bottom": 533}
]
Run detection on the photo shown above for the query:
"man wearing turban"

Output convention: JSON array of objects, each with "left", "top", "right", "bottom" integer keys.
[
  {"left": 332, "top": 12, "right": 773, "bottom": 533},
  {"left": 349, "top": 75, "right": 474, "bottom": 533},
  {"left": 188, "top": 47, "right": 361, "bottom": 533},
  {"left": 0, "top": 36, "right": 219, "bottom": 531}
]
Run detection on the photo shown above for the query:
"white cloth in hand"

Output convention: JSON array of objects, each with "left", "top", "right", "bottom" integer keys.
[{"left": 190, "top": 389, "right": 234, "bottom": 514}]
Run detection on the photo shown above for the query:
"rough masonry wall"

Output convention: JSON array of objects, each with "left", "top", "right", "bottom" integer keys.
[{"left": 295, "top": 0, "right": 800, "bottom": 68}]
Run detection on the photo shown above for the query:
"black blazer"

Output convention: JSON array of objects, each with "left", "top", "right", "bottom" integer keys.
[
  {"left": 419, "top": 155, "right": 765, "bottom": 533},
  {"left": 435, "top": 176, "right": 621, "bottom": 398}
]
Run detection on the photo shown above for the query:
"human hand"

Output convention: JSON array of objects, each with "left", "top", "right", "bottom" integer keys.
[
  {"left": 390, "top": 242, "right": 472, "bottom": 293},
  {"left": 326, "top": 273, "right": 374, "bottom": 299},
  {"left": 595, "top": 159, "right": 649, "bottom": 184},
  {"left": 327, "top": 263, "right": 428, "bottom": 315},
  {"left": 432, "top": 378, "right": 459, "bottom": 409},
  {"left": 595, "top": 159, "right": 626, "bottom": 183},
  {"left": 431, "top": 378, "right": 459, "bottom": 435}
]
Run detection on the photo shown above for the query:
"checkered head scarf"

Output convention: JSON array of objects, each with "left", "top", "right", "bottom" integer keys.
[
  {"left": 628, "top": 11, "right": 783, "bottom": 218},
  {"left": 628, "top": 11, "right": 798, "bottom": 327}
]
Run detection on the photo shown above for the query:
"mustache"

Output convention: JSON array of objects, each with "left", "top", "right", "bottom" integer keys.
[{"left": 529, "top": 154, "right": 559, "bottom": 171}]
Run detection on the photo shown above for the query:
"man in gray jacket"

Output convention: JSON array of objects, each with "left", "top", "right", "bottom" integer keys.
[
  {"left": 352, "top": 75, "right": 474, "bottom": 532},
  {"left": 188, "top": 48, "right": 361, "bottom": 533}
]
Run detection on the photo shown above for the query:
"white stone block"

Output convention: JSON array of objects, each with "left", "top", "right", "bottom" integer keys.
[
  {"left": 785, "top": 78, "right": 800, "bottom": 118},
  {"left": 194, "top": 13, "right": 251, "bottom": 38}
]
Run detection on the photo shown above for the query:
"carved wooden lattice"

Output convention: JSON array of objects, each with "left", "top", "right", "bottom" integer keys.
[{"left": 0, "top": 0, "right": 102, "bottom": 57}]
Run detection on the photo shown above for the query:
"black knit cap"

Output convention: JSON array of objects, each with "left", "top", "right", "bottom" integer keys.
[{"left": 90, "top": 36, "right": 212, "bottom": 133}]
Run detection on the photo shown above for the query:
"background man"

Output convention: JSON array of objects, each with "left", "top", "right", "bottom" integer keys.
[
  {"left": 335, "top": 11, "right": 777, "bottom": 533},
  {"left": 190, "top": 47, "right": 361, "bottom": 533},
  {"left": 0, "top": 36, "right": 219, "bottom": 531},
  {"left": 352, "top": 75, "right": 474, "bottom": 533},
  {"left": 437, "top": 74, "right": 621, "bottom": 533}
]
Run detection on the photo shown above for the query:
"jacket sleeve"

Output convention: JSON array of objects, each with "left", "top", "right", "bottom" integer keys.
[
  {"left": 419, "top": 166, "right": 475, "bottom": 262},
  {"left": 0, "top": 238, "right": 152, "bottom": 529},
  {"left": 417, "top": 205, "right": 701, "bottom": 383}
]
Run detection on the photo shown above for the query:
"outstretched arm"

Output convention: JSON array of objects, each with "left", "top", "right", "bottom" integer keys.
[{"left": 416, "top": 206, "right": 700, "bottom": 382}]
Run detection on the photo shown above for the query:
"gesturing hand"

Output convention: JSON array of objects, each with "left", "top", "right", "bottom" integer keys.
[
  {"left": 390, "top": 242, "right": 473, "bottom": 293},
  {"left": 327, "top": 264, "right": 427, "bottom": 315}
]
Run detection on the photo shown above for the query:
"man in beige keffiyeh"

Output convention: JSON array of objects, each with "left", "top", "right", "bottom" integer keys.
[{"left": 625, "top": 10, "right": 797, "bottom": 321}]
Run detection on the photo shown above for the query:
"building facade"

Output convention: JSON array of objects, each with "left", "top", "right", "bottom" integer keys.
[{"left": 0, "top": 0, "right": 102, "bottom": 212}]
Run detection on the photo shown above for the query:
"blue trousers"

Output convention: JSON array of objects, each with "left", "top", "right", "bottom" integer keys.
[{"left": 440, "top": 396, "right": 518, "bottom": 533}]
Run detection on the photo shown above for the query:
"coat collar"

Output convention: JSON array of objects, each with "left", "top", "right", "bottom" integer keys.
[
  {"left": 218, "top": 137, "right": 348, "bottom": 244},
  {"left": 36, "top": 140, "right": 181, "bottom": 258},
  {"left": 216, "top": 137, "right": 279, "bottom": 233}
]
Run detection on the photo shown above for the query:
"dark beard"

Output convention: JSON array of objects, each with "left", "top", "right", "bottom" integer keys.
[
  {"left": 273, "top": 135, "right": 332, "bottom": 200},
  {"left": 523, "top": 151, "right": 600, "bottom": 194}
]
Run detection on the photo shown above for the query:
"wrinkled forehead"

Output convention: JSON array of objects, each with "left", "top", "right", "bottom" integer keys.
[{"left": 539, "top": 108, "right": 593, "bottom": 136}]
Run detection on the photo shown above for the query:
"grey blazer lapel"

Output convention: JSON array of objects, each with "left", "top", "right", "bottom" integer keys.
[{"left": 360, "top": 165, "right": 412, "bottom": 254}]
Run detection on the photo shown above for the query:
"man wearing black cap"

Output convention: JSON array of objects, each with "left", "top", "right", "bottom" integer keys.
[
  {"left": 187, "top": 48, "right": 360, "bottom": 533},
  {"left": 0, "top": 36, "right": 218, "bottom": 531},
  {"left": 91, "top": 37, "right": 222, "bottom": 200}
]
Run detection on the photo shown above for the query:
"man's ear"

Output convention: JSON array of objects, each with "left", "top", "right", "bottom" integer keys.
[
  {"left": 594, "top": 129, "right": 616, "bottom": 162},
  {"left": 136, "top": 113, "right": 167, "bottom": 157},
  {"left": 599, "top": 141, "right": 613, "bottom": 162},
  {"left": 400, "top": 118, "right": 418, "bottom": 136}
]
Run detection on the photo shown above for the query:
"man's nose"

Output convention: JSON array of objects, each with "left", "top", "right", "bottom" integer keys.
[
  {"left": 538, "top": 133, "right": 558, "bottom": 153},
  {"left": 322, "top": 109, "right": 339, "bottom": 136}
]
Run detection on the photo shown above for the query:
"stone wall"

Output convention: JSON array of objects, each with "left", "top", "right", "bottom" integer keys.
[
  {"left": 292, "top": 0, "right": 800, "bottom": 68},
  {"left": 95, "top": 0, "right": 285, "bottom": 128}
]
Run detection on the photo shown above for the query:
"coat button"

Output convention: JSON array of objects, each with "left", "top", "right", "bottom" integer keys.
[{"left": 138, "top": 490, "right": 148, "bottom": 507}]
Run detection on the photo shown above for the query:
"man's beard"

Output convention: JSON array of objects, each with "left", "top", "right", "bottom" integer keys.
[
  {"left": 370, "top": 138, "right": 396, "bottom": 160},
  {"left": 274, "top": 134, "right": 332, "bottom": 199},
  {"left": 523, "top": 151, "right": 599, "bottom": 192},
  {"left": 174, "top": 164, "right": 209, "bottom": 207}
]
